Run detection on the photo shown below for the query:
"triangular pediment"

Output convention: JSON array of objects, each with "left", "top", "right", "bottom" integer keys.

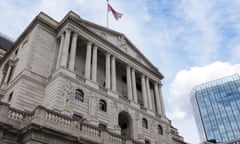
[
  {"left": 80, "top": 20, "right": 159, "bottom": 74},
  {"left": 58, "top": 11, "right": 162, "bottom": 77}
]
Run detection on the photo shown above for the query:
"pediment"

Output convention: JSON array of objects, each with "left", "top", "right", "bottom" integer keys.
[{"left": 81, "top": 22, "right": 158, "bottom": 73}]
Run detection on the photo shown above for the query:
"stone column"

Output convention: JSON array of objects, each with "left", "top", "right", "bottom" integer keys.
[
  {"left": 131, "top": 69, "right": 137, "bottom": 103},
  {"left": 146, "top": 77, "right": 153, "bottom": 110},
  {"left": 4, "top": 61, "right": 14, "bottom": 84},
  {"left": 154, "top": 82, "right": 162, "bottom": 115},
  {"left": 111, "top": 56, "right": 116, "bottom": 91},
  {"left": 56, "top": 34, "right": 64, "bottom": 69},
  {"left": 60, "top": 29, "right": 71, "bottom": 68},
  {"left": 84, "top": 42, "right": 92, "bottom": 79},
  {"left": 3, "top": 65, "right": 12, "bottom": 84},
  {"left": 127, "top": 66, "right": 133, "bottom": 101},
  {"left": 105, "top": 53, "right": 111, "bottom": 89},
  {"left": 69, "top": 32, "right": 78, "bottom": 71},
  {"left": 141, "top": 74, "right": 148, "bottom": 108},
  {"left": 159, "top": 83, "right": 166, "bottom": 116},
  {"left": 91, "top": 45, "right": 98, "bottom": 82}
]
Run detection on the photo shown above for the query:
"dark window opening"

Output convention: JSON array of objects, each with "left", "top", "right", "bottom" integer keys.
[
  {"left": 99, "top": 99, "right": 107, "bottom": 112},
  {"left": 75, "top": 89, "right": 84, "bottom": 102},
  {"left": 158, "top": 125, "right": 163, "bottom": 135},
  {"left": 8, "top": 92, "right": 13, "bottom": 103},
  {"left": 142, "top": 118, "right": 148, "bottom": 129}
]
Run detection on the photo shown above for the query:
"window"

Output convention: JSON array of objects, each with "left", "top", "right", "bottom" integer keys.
[
  {"left": 72, "top": 114, "right": 82, "bottom": 121},
  {"left": 98, "top": 123, "right": 107, "bottom": 129},
  {"left": 142, "top": 118, "right": 148, "bottom": 129},
  {"left": 75, "top": 89, "right": 84, "bottom": 102},
  {"left": 158, "top": 125, "right": 163, "bottom": 135},
  {"left": 99, "top": 99, "right": 107, "bottom": 112},
  {"left": 145, "top": 139, "right": 150, "bottom": 144},
  {"left": 8, "top": 92, "right": 13, "bottom": 103}
]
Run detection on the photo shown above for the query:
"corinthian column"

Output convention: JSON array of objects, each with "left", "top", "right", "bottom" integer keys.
[
  {"left": 3, "top": 65, "right": 12, "bottom": 84},
  {"left": 105, "top": 53, "right": 111, "bottom": 89},
  {"left": 127, "top": 66, "right": 133, "bottom": 101},
  {"left": 146, "top": 77, "right": 153, "bottom": 110},
  {"left": 131, "top": 68, "right": 137, "bottom": 103},
  {"left": 111, "top": 56, "right": 116, "bottom": 91},
  {"left": 56, "top": 34, "right": 64, "bottom": 69},
  {"left": 91, "top": 45, "right": 98, "bottom": 82},
  {"left": 69, "top": 32, "right": 78, "bottom": 71},
  {"left": 61, "top": 29, "right": 71, "bottom": 68},
  {"left": 141, "top": 74, "right": 148, "bottom": 108},
  {"left": 159, "top": 83, "right": 166, "bottom": 116},
  {"left": 154, "top": 82, "right": 162, "bottom": 115},
  {"left": 84, "top": 42, "right": 92, "bottom": 80}
]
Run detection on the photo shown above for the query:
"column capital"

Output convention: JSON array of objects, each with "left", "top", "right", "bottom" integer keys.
[
  {"left": 72, "top": 32, "right": 78, "bottom": 37},
  {"left": 105, "top": 52, "right": 111, "bottom": 57},
  {"left": 93, "top": 44, "right": 98, "bottom": 49},
  {"left": 87, "top": 41, "right": 93, "bottom": 46},
  {"left": 65, "top": 28, "right": 72, "bottom": 33},
  {"left": 131, "top": 68, "right": 135, "bottom": 72}
]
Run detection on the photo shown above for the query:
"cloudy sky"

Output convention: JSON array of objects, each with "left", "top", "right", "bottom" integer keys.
[{"left": 1, "top": 0, "right": 240, "bottom": 143}]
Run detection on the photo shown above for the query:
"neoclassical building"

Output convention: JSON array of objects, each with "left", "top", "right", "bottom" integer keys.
[{"left": 0, "top": 11, "right": 185, "bottom": 144}]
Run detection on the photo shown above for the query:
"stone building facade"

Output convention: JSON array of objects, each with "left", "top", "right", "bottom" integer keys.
[{"left": 0, "top": 11, "right": 185, "bottom": 144}]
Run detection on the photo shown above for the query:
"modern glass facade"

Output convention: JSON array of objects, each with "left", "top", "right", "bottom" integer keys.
[{"left": 191, "top": 74, "right": 240, "bottom": 143}]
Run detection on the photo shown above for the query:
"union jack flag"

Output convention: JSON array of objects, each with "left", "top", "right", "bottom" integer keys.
[{"left": 108, "top": 4, "right": 123, "bottom": 20}]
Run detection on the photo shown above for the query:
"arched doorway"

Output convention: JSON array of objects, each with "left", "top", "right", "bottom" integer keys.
[{"left": 118, "top": 111, "right": 132, "bottom": 138}]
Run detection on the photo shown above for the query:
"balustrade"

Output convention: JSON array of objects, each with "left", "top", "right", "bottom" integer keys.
[
  {"left": 0, "top": 102, "right": 142, "bottom": 144},
  {"left": 8, "top": 108, "right": 24, "bottom": 121}
]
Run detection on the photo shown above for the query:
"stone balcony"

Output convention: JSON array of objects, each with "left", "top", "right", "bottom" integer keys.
[{"left": 0, "top": 102, "right": 143, "bottom": 144}]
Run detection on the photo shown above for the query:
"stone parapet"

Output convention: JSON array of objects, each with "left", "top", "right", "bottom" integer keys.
[{"left": 0, "top": 101, "right": 144, "bottom": 144}]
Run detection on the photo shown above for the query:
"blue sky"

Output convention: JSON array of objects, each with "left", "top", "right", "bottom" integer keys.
[{"left": 1, "top": 0, "right": 240, "bottom": 143}]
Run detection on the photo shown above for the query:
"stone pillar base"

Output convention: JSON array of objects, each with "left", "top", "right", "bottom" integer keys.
[
  {"left": 130, "top": 102, "right": 140, "bottom": 109},
  {"left": 107, "top": 90, "right": 119, "bottom": 99},
  {"left": 86, "top": 80, "right": 99, "bottom": 89},
  {"left": 146, "top": 110, "right": 155, "bottom": 116}
]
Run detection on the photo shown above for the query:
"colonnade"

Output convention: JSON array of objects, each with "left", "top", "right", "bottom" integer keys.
[{"left": 56, "top": 29, "right": 166, "bottom": 116}]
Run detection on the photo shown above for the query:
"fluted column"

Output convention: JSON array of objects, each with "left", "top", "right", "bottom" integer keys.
[
  {"left": 146, "top": 77, "right": 153, "bottom": 110},
  {"left": 141, "top": 75, "right": 148, "bottom": 108},
  {"left": 85, "top": 42, "right": 92, "bottom": 79},
  {"left": 91, "top": 45, "right": 98, "bottom": 82},
  {"left": 69, "top": 32, "right": 78, "bottom": 71},
  {"left": 111, "top": 56, "right": 116, "bottom": 91},
  {"left": 154, "top": 82, "right": 162, "bottom": 115},
  {"left": 131, "top": 69, "right": 137, "bottom": 103},
  {"left": 0, "top": 70, "right": 3, "bottom": 84},
  {"left": 105, "top": 53, "right": 111, "bottom": 89},
  {"left": 60, "top": 29, "right": 71, "bottom": 67},
  {"left": 127, "top": 66, "right": 133, "bottom": 101},
  {"left": 56, "top": 34, "right": 64, "bottom": 69},
  {"left": 159, "top": 83, "right": 166, "bottom": 116},
  {"left": 3, "top": 65, "right": 12, "bottom": 84}
]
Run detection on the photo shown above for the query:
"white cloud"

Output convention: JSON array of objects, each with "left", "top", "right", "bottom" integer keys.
[{"left": 168, "top": 61, "right": 240, "bottom": 143}]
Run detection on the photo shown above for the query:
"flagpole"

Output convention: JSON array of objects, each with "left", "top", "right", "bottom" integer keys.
[{"left": 106, "top": 0, "right": 109, "bottom": 28}]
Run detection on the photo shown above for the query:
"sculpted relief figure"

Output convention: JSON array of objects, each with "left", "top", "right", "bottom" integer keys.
[{"left": 62, "top": 80, "right": 74, "bottom": 108}]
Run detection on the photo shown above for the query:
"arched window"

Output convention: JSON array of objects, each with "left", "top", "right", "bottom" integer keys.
[
  {"left": 75, "top": 89, "right": 84, "bottom": 102},
  {"left": 99, "top": 99, "right": 107, "bottom": 112},
  {"left": 142, "top": 118, "right": 148, "bottom": 129},
  {"left": 158, "top": 125, "right": 163, "bottom": 135}
]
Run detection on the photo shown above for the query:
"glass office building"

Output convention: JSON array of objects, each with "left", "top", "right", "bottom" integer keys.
[{"left": 191, "top": 74, "right": 240, "bottom": 143}]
